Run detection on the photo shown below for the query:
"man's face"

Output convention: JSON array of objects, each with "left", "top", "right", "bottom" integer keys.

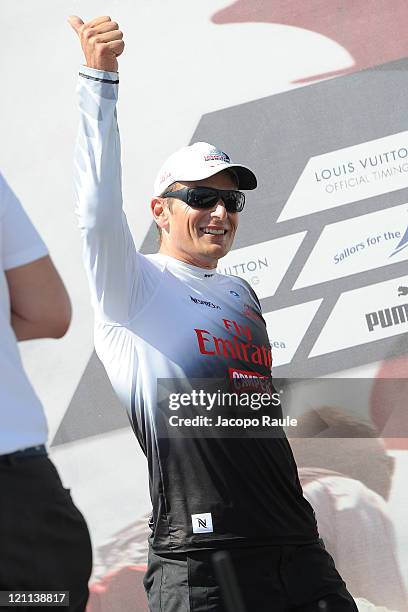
[{"left": 158, "top": 170, "right": 239, "bottom": 269}]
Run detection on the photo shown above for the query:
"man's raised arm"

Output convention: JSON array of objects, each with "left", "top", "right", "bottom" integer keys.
[{"left": 69, "top": 16, "right": 141, "bottom": 325}]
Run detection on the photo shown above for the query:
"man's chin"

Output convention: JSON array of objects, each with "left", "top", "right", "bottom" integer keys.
[{"left": 204, "top": 243, "right": 231, "bottom": 259}]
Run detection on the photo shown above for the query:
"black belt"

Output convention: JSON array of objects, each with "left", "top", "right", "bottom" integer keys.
[{"left": 0, "top": 444, "right": 47, "bottom": 462}]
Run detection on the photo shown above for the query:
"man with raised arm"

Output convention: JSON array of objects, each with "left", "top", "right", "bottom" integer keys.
[
  {"left": 69, "top": 15, "right": 357, "bottom": 612},
  {"left": 0, "top": 172, "right": 92, "bottom": 610}
]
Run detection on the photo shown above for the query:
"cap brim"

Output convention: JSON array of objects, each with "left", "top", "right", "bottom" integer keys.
[
  {"left": 228, "top": 164, "right": 257, "bottom": 190},
  {"left": 175, "top": 163, "right": 257, "bottom": 191}
]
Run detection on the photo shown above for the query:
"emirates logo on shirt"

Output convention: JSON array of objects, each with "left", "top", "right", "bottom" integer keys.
[{"left": 194, "top": 318, "right": 272, "bottom": 369}]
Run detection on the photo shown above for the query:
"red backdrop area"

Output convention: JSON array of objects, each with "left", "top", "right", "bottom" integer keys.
[{"left": 212, "top": 0, "right": 408, "bottom": 83}]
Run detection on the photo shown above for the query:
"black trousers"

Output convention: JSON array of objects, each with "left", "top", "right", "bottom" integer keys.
[
  {"left": 144, "top": 540, "right": 358, "bottom": 612},
  {"left": 0, "top": 452, "right": 92, "bottom": 611}
]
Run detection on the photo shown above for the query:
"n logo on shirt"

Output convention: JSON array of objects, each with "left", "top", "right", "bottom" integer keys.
[{"left": 192, "top": 512, "right": 213, "bottom": 534}]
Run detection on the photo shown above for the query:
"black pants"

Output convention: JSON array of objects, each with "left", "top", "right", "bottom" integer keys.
[
  {"left": 144, "top": 541, "right": 358, "bottom": 612},
  {"left": 0, "top": 452, "right": 92, "bottom": 611}
]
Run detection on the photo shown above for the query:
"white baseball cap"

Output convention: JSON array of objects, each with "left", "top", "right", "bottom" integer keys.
[{"left": 153, "top": 141, "right": 257, "bottom": 196}]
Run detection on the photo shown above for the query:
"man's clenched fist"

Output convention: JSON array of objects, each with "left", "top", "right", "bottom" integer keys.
[{"left": 68, "top": 15, "right": 124, "bottom": 72}]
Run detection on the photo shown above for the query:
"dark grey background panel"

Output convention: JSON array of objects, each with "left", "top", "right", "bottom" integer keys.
[{"left": 52, "top": 351, "right": 130, "bottom": 447}]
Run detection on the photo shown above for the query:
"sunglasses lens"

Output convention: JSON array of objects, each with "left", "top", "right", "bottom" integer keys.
[
  {"left": 224, "top": 192, "right": 245, "bottom": 212},
  {"left": 188, "top": 188, "right": 219, "bottom": 209},
  {"left": 187, "top": 188, "right": 245, "bottom": 212}
]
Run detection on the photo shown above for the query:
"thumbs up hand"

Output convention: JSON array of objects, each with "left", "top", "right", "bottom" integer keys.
[{"left": 68, "top": 15, "right": 124, "bottom": 72}]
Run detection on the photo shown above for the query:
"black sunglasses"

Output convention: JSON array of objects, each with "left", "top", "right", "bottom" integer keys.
[{"left": 161, "top": 187, "right": 245, "bottom": 213}]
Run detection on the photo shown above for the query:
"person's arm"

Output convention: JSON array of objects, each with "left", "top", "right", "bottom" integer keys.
[
  {"left": 69, "top": 16, "right": 152, "bottom": 325},
  {"left": 0, "top": 173, "right": 71, "bottom": 341},
  {"left": 6, "top": 257, "right": 71, "bottom": 341}
]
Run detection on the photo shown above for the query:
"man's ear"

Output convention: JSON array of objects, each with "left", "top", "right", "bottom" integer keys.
[{"left": 151, "top": 197, "right": 170, "bottom": 232}]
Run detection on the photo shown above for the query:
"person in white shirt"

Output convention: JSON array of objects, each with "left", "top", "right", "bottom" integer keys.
[
  {"left": 0, "top": 172, "right": 92, "bottom": 610},
  {"left": 69, "top": 14, "right": 357, "bottom": 612}
]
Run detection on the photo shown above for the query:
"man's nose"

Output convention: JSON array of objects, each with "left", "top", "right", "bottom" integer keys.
[{"left": 210, "top": 200, "right": 227, "bottom": 219}]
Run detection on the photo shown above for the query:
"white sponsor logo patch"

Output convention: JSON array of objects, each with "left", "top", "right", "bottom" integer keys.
[
  {"left": 192, "top": 512, "right": 213, "bottom": 534},
  {"left": 309, "top": 275, "right": 408, "bottom": 357},
  {"left": 294, "top": 204, "right": 408, "bottom": 289},
  {"left": 278, "top": 131, "right": 408, "bottom": 222}
]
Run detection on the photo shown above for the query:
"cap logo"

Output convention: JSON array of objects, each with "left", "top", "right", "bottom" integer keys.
[{"left": 204, "top": 150, "right": 230, "bottom": 164}]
